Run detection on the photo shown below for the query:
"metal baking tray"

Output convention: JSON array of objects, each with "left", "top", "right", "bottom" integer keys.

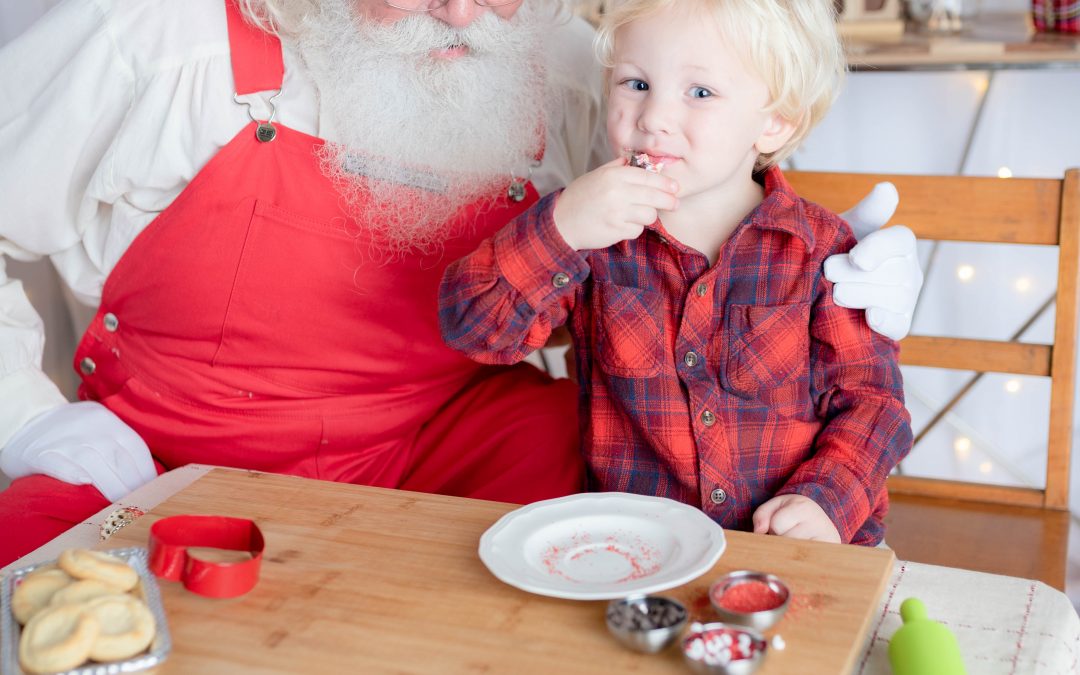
[{"left": 1, "top": 547, "right": 171, "bottom": 675}]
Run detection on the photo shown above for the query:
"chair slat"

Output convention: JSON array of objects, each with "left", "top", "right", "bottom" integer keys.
[
  {"left": 787, "top": 171, "right": 1062, "bottom": 245},
  {"left": 887, "top": 476, "right": 1048, "bottom": 507},
  {"left": 899, "top": 336, "right": 1051, "bottom": 376}
]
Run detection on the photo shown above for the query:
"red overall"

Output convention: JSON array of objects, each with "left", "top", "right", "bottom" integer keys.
[{"left": 0, "top": 1, "right": 582, "bottom": 565}]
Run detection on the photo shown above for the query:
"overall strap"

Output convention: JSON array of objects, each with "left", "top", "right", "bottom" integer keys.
[{"left": 224, "top": 0, "right": 285, "bottom": 95}]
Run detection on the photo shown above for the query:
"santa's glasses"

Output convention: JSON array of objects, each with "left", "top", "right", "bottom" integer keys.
[{"left": 384, "top": 0, "right": 520, "bottom": 10}]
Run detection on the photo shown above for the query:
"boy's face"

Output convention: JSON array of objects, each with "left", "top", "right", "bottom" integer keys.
[{"left": 606, "top": 5, "right": 793, "bottom": 200}]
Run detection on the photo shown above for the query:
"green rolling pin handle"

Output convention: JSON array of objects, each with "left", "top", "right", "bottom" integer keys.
[{"left": 888, "top": 598, "right": 966, "bottom": 675}]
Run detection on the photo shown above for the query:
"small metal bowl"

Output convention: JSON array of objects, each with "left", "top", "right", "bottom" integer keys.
[
  {"left": 605, "top": 595, "right": 688, "bottom": 653},
  {"left": 708, "top": 570, "right": 790, "bottom": 631},
  {"left": 682, "top": 622, "right": 768, "bottom": 675}
]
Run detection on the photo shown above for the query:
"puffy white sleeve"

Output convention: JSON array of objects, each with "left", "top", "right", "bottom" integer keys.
[{"left": 0, "top": 0, "right": 135, "bottom": 447}]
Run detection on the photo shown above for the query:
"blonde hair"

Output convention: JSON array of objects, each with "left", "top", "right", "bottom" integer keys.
[{"left": 595, "top": 0, "right": 844, "bottom": 169}]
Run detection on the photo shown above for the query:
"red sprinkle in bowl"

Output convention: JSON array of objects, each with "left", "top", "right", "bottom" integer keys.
[{"left": 709, "top": 570, "right": 790, "bottom": 631}]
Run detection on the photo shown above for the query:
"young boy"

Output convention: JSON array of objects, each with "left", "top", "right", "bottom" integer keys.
[{"left": 439, "top": 0, "right": 912, "bottom": 546}]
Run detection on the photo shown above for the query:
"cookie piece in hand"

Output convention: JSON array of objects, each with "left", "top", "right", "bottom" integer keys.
[{"left": 628, "top": 151, "right": 664, "bottom": 173}]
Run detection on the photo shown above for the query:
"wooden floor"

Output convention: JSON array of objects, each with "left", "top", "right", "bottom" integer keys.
[{"left": 885, "top": 494, "right": 1074, "bottom": 591}]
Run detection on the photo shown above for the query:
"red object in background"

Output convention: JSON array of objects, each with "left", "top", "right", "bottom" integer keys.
[
  {"left": 1033, "top": 0, "right": 1080, "bottom": 32},
  {"left": 714, "top": 580, "right": 786, "bottom": 613}
]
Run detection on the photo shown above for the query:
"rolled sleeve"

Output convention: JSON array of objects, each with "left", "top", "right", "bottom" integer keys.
[
  {"left": 439, "top": 192, "right": 589, "bottom": 365},
  {"left": 493, "top": 191, "right": 590, "bottom": 310}
]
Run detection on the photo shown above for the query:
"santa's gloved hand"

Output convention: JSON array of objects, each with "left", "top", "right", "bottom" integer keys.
[
  {"left": 0, "top": 401, "right": 156, "bottom": 502},
  {"left": 825, "top": 182, "right": 924, "bottom": 341}
]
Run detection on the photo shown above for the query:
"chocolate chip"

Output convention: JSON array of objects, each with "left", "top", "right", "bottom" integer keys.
[{"left": 607, "top": 597, "right": 687, "bottom": 631}]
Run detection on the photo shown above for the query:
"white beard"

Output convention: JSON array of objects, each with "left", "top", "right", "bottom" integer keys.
[{"left": 290, "top": 2, "right": 554, "bottom": 257}]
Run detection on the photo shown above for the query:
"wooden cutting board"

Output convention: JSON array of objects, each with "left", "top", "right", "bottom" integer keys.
[{"left": 108, "top": 469, "right": 894, "bottom": 674}]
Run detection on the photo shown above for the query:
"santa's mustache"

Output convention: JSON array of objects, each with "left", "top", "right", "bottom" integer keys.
[
  {"left": 310, "top": 3, "right": 528, "bottom": 57},
  {"left": 289, "top": 0, "right": 557, "bottom": 257}
]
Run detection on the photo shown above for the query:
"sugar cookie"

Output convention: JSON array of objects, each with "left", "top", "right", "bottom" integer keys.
[
  {"left": 12, "top": 568, "right": 73, "bottom": 625},
  {"left": 83, "top": 594, "right": 157, "bottom": 661},
  {"left": 58, "top": 549, "right": 139, "bottom": 591},
  {"left": 49, "top": 579, "right": 127, "bottom": 608},
  {"left": 18, "top": 603, "right": 100, "bottom": 675}
]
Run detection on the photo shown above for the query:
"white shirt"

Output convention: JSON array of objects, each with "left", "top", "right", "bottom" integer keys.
[{"left": 0, "top": 0, "right": 609, "bottom": 447}]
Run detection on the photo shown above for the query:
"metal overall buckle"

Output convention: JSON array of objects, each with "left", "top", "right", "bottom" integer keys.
[{"left": 233, "top": 88, "right": 283, "bottom": 143}]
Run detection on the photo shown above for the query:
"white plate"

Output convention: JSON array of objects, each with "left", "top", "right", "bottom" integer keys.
[{"left": 479, "top": 492, "right": 726, "bottom": 600}]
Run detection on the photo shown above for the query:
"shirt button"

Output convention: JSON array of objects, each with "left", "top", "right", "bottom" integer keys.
[
  {"left": 696, "top": 283, "right": 709, "bottom": 297},
  {"left": 683, "top": 351, "right": 700, "bottom": 367},
  {"left": 552, "top": 272, "right": 571, "bottom": 288},
  {"left": 701, "top": 410, "right": 716, "bottom": 427},
  {"left": 710, "top": 488, "right": 727, "bottom": 505},
  {"left": 103, "top": 313, "right": 119, "bottom": 332},
  {"left": 79, "top": 357, "right": 96, "bottom": 376}
]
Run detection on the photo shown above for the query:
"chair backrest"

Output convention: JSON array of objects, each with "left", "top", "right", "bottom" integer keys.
[{"left": 787, "top": 169, "right": 1080, "bottom": 511}]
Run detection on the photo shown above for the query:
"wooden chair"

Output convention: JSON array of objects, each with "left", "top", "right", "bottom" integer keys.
[{"left": 787, "top": 169, "right": 1080, "bottom": 589}]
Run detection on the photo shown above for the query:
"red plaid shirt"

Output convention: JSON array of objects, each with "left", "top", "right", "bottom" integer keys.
[{"left": 440, "top": 167, "right": 911, "bottom": 545}]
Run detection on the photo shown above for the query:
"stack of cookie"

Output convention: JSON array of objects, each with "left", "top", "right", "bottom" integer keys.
[{"left": 12, "top": 549, "right": 157, "bottom": 674}]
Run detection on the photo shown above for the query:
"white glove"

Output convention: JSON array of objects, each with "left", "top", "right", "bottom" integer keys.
[
  {"left": 825, "top": 182, "right": 924, "bottom": 341},
  {"left": 0, "top": 401, "right": 156, "bottom": 502}
]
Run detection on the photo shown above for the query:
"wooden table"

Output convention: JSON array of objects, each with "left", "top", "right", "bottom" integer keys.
[
  {"left": 844, "top": 13, "right": 1080, "bottom": 71},
  {"left": 105, "top": 469, "right": 894, "bottom": 674}
]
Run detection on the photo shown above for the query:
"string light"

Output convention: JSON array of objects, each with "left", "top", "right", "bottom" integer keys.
[
  {"left": 956, "top": 265, "right": 975, "bottom": 282},
  {"left": 1004, "top": 379, "right": 1022, "bottom": 394},
  {"left": 979, "top": 461, "right": 993, "bottom": 474},
  {"left": 953, "top": 436, "right": 971, "bottom": 460},
  {"left": 1014, "top": 277, "right": 1032, "bottom": 293},
  {"left": 997, "top": 167, "right": 1013, "bottom": 179}
]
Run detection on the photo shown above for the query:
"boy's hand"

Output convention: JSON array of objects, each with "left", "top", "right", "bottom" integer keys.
[
  {"left": 752, "top": 494, "right": 841, "bottom": 543},
  {"left": 553, "top": 157, "right": 679, "bottom": 251}
]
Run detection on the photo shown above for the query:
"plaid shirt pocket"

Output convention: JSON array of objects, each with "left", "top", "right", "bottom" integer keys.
[
  {"left": 593, "top": 281, "right": 664, "bottom": 378},
  {"left": 722, "top": 302, "right": 811, "bottom": 400}
]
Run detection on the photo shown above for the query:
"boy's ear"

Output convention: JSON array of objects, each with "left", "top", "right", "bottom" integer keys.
[{"left": 754, "top": 112, "right": 799, "bottom": 155}]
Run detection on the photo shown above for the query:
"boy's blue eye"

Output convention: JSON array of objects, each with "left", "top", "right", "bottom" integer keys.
[
  {"left": 624, "top": 79, "right": 649, "bottom": 91},
  {"left": 690, "top": 86, "right": 713, "bottom": 99}
]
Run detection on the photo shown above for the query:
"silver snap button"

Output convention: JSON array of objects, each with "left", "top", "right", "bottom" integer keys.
[
  {"left": 683, "top": 351, "right": 700, "bottom": 368},
  {"left": 701, "top": 410, "right": 716, "bottom": 427},
  {"left": 103, "top": 313, "right": 119, "bottom": 332},
  {"left": 507, "top": 180, "right": 527, "bottom": 203},
  {"left": 552, "top": 272, "right": 571, "bottom": 288},
  {"left": 79, "top": 357, "right": 96, "bottom": 375},
  {"left": 710, "top": 488, "right": 727, "bottom": 505},
  {"left": 696, "top": 283, "right": 709, "bottom": 297},
  {"left": 255, "top": 122, "right": 277, "bottom": 143}
]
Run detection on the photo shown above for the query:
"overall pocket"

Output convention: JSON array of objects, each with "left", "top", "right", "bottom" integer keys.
[{"left": 212, "top": 200, "right": 371, "bottom": 393}]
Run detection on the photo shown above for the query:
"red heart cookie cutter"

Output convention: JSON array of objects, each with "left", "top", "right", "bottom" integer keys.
[{"left": 148, "top": 515, "right": 264, "bottom": 598}]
